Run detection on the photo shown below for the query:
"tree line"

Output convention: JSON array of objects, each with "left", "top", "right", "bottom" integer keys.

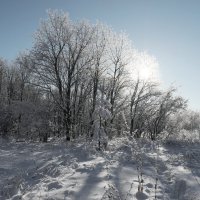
[{"left": 1, "top": 10, "right": 198, "bottom": 145}]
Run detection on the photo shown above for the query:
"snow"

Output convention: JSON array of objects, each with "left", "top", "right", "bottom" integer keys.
[{"left": 0, "top": 137, "right": 200, "bottom": 200}]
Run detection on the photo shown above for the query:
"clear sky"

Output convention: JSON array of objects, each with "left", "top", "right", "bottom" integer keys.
[{"left": 1, "top": 0, "right": 200, "bottom": 110}]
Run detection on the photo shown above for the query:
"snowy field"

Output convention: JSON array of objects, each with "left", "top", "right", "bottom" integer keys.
[{"left": 0, "top": 137, "right": 200, "bottom": 200}]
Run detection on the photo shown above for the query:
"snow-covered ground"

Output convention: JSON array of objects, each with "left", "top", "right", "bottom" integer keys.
[{"left": 0, "top": 137, "right": 200, "bottom": 200}]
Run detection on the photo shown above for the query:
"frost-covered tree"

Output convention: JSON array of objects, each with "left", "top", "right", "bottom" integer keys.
[
  {"left": 146, "top": 88, "right": 187, "bottom": 140},
  {"left": 106, "top": 32, "right": 131, "bottom": 127},
  {"left": 129, "top": 79, "right": 160, "bottom": 137},
  {"left": 30, "top": 10, "right": 95, "bottom": 141}
]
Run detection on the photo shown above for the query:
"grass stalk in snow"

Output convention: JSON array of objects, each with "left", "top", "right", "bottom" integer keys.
[
  {"left": 135, "top": 140, "right": 144, "bottom": 193},
  {"left": 154, "top": 140, "right": 160, "bottom": 199}
]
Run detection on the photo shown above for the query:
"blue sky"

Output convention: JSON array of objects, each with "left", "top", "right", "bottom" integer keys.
[{"left": 0, "top": 0, "right": 200, "bottom": 110}]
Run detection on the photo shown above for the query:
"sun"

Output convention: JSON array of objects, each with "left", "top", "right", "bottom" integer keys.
[
  {"left": 138, "top": 65, "right": 151, "bottom": 80},
  {"left": 133, "top": 51, "right": 160, "bottom": 82}
]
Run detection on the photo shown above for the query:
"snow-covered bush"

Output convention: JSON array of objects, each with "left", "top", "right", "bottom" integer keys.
[
  {"left": 165, "top": 129, "right": 200, "bottom": 144},
  {"left": 92, "top": 90, "right": 111, "bottom": 150}
]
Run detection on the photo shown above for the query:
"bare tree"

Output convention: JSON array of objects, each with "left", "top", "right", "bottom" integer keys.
[
  {"left": 30, "top": 10, "right": 95, "bottom": 141},
  {"left": 106, "top": 32, "right": 131, "bottom": 134},
  {"left": 146, "top": 88, "right": 187, "bottom": 140},
  {"left": 129, "top": 79, "right": 160, "bottom": 137},
  {"left": 0, "top": 58, "right": 7, "bottom": 105}
]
